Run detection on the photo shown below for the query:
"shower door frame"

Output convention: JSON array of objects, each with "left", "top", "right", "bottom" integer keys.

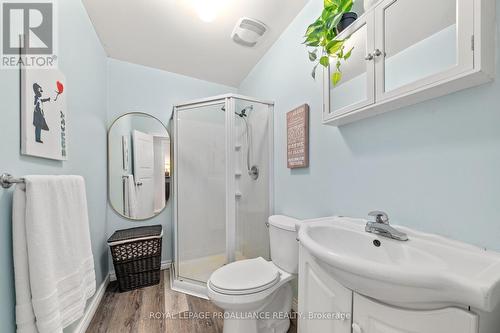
[{"left": 171, "top": 94, "right": 274, "bottom": 299}]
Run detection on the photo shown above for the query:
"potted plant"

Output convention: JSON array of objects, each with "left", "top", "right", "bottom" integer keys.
[
  {"left": 337, "top": 12, "right": 358, "bottom": 33},
  {"left": 304, "top": 0, "right": 355, "bottom": 86}
]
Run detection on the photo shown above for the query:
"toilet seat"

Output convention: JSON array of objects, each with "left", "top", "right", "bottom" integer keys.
[{"left": 208, "top": 257, "right": 281, "bottom": 295}]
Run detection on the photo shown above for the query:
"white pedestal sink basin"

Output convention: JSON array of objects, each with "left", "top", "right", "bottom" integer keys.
[{"left": 298, "top": 216, "right": 500, "bottom": 312}]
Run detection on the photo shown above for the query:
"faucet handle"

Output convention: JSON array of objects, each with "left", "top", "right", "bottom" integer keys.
[{"left": 368, "top": 211, "right": 389, "bottom": 224}]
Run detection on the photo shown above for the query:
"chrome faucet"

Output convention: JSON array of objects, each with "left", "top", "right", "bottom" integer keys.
[{"left": 365, "top": 211, "right": 408, "bottom": 241}]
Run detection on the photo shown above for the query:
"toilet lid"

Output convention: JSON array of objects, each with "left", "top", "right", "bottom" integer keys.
[{"left": 209, "top": 257, "right": 281, "bottom": 295}]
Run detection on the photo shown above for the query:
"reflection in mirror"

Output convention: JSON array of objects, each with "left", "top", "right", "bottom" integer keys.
[
  {"left": 108, "top": 113, "right": 170, "bottom": 220},
  {"left": 384, "top": 0, "right": 457, "bottom": 91}
]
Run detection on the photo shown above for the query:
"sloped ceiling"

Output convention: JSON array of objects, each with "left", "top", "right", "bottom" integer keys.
[{"left": 83, "top": 0, "right": 309, "bottom": 87}]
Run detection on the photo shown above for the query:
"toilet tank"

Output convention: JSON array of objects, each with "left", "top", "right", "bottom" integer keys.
[{"left": 268, "top": 215, "right": 302, "bottom": 274}]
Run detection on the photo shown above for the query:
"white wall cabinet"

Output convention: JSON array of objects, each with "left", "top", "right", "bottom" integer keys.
[
  {"left": 323, "top": 0, "right": 495, "bottom": 126},
  {"left": 297, "top": 245, "right": 498, "bottom": 333}
]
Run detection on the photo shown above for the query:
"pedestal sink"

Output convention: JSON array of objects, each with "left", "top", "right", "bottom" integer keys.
[{"left": 298, "top": 216, "right": 500, "bottom": 312}]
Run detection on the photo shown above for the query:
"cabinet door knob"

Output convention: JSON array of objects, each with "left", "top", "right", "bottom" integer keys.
[
  {"left": 352, "top": 323, "right": 363, "bottom": 333},
  {"left": 365, "top": 53, "right": 374, "bottom": 61},
  {"left": 373, "top": 49, "right": 384, "bottom": 57}
]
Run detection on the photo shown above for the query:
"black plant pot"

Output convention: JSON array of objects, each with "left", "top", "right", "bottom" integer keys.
[{"left": 337, "top": 12, "right": 358, "bottom": 33}]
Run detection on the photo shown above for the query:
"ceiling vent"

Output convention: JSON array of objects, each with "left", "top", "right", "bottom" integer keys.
[{"left": 231, "top": 17, "right": 268, "bottom": 47}]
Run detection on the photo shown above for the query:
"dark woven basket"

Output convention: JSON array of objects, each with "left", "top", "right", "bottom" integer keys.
[{"left": 108, "top": 225, "right": 162, "bottom": 292}]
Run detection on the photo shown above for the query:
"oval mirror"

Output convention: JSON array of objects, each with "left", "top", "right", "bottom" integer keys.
[{"left": 108, "top": 113, "right": 170, "bottom": 220}]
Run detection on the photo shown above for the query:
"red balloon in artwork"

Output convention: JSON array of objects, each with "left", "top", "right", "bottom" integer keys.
[
  {"left": 54, "top": 81, "right": 65, "bottom": 101},
  {"left": 56, "top": 81, "right": 64, "bottom": 94}
]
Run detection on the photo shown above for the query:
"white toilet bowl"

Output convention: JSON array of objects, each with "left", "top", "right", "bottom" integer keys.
[
  {"left": 207, "top": 215, "right": 302, "bottom": 333},
  {"left": 207, "top": 257, "right": 294, "bottom": 333}
]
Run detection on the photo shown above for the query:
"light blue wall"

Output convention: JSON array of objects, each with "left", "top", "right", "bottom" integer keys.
[
  {"left": 0, "top": 0, "right": 108, "bottom": 332},
  {"left": 2, "top": 1, "right": 498, "bottom": 330},
  {"left": 239, "top": 0, "right": 500, "bottom": 252},
  {"left": 106, "top": 58, "right": 236, "bottom": 263}
]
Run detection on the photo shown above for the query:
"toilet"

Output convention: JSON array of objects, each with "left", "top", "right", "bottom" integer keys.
[{"left": 207, "top": 215, "right": 301, "bottom": 333}]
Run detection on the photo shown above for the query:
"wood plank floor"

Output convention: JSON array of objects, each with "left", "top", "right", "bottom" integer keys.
[{"left": 87, "top": 270, "right": 297, "bottom": 333}]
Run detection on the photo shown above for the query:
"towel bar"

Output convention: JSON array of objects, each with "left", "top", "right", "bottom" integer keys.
[{"left": 0, "top": 173, "right": 25, "bottom": 189}]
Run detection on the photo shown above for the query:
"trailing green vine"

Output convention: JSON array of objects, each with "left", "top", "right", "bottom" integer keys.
[{"left": 304, "top": 0, "right": 354, "bottom": 86}]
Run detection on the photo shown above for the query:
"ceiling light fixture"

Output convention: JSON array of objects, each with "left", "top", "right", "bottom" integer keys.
[
  {"left": 191, "top": 0, "right": 226, "bottom": 23},
  {"left": 197, "top": 2, "right": 216, "bottom": 22}
]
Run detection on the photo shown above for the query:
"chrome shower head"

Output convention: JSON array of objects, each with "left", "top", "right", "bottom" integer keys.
[
  {"left": 221, "top": 105, "right": 253, "bottom": 118},
  {"left": 236, "top": 105, "right": 253, "bottom": 118}
]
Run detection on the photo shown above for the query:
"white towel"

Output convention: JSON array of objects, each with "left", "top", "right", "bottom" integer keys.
[
  {"left": 13, "top": 176, "right": 96, "bottom": 333},
  {"left": 123, "top": 174, "right": 137, "bottom": 218}
]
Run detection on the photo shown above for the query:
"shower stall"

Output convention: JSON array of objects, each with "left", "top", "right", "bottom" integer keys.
[{"left": 171, "top": 94, "right": 274, "bottom": 297}]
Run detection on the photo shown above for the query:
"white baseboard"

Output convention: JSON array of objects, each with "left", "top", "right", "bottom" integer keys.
[
  {"left": 109, "top": 260, "right": 172, "bottom": 282},
  {"left": 161, "top": 260, "right": 172, "bottom": 270},
  {"left": 74, "top": 274, "right": 110, "bottom": 333}
]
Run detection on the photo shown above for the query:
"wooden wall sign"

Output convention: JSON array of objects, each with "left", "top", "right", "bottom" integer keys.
[{"left": 287, "top": 104, "right": 309, "bottom": 169}]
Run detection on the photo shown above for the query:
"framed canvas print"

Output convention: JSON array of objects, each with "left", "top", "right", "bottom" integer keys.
[
  {"left": 287, "top": 104, "right": 309, "bottom": 169},
  {"left": 21, "top": 69, "right": 67, "bottom": 160}
]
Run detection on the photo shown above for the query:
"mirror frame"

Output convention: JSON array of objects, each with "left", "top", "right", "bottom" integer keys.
[{"left": 107, "top": 112, "right": 171, "bottom": 221}]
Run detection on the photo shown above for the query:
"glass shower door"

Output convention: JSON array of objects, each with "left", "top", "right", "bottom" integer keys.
[
  {"left": 176, "top": 102, "right": 227, "bottom": 283},
  {"left": 173, "top": 95, "right": 274, "bottom": 296}
]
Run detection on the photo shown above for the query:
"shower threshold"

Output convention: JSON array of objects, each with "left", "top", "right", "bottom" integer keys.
[{"left": 171, "top": 251, "right": 247, "bottom": 299}]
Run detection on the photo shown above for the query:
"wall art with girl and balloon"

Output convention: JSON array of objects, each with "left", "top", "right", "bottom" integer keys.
[{"left": 21, "top": 69, "right": 67, "bottom": 160}]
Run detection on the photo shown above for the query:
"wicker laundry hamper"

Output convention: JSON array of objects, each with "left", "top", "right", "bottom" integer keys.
[{"left": 107, "top": 225, "right": 162, "bottom": 292}]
